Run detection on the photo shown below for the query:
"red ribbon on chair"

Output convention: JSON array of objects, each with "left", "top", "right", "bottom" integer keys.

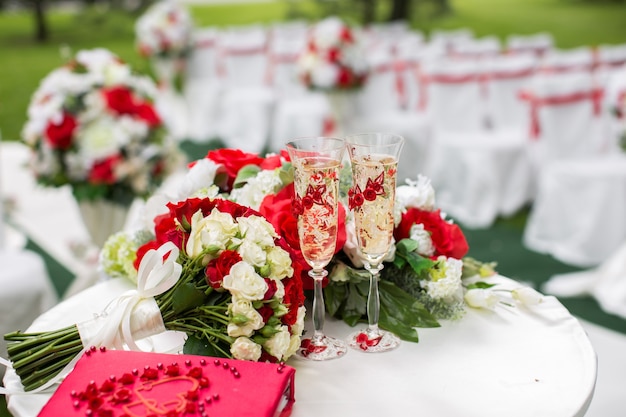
[
  {"left": 265, "top": 51, "right": 300, "bottom": 86},
  {"left": 518, "top": 88, "right": 604, "bottom": 139},
  {"left": 217, "top": 44, "right": 269, "bottom": 79},
  {"left": 372, "top": 59, "right": 412, "bottom": 109},
  {"left": 418, "top": 72, "right": 482, "bottom": 111}
]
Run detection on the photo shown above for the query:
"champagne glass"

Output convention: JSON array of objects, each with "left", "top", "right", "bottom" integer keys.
[
  {"left": 346, "top": 132, "right": 404, "bottom": 353},
  {"left": 286, "top": 136, "right": 348, "bottom": 361}
]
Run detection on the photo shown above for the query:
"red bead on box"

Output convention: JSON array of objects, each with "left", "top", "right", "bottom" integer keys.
[{"left": 37, "top": 348, "right": 295, "bottom": 417}]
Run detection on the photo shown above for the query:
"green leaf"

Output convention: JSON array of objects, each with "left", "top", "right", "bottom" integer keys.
[
  {"left": 324, "top": 283, "right": 347, "bottom": 317},
  {"left": 465, "top": 281, "right": 497, "bottom": 290},
  {"left": 396, "top": 238, "right": 419, "bottom": 254},
  {"left": 233, "top": 164, "right": 261, "bottom": 188},
  {"left": 279, "top": 162, "right": 294, "bottom": 185},
  {"left": 342, "top": 282, "right": 367, "bottom": 322},
  {"left": 404, "top": 252, "right": 436, "bottom": 277},
  {"left": 183, "top": 335, "right": 227, "bottom": 358},
  {"left": 172, "top": 283, "right": 206, "bottom": 315},
  {"left": 379, "top": 281, "right": 440, "bottom": 329}
]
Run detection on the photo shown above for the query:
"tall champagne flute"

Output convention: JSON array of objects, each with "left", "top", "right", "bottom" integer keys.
[
  {"left": 346, "top": 132, "right": 404, "bottom": 353},
  {"left": 286, "top": 136, "right": 348, "bottom": 361}
]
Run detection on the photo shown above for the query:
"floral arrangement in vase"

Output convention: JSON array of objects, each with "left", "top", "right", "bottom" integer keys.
[
  {"left": 21, "top": 48, "right": 180, "bottom": 206},
  {"left": 297, "top": 16, "right": 369, "bottom": 91},
  {"left": 20, "top": 48, "right": 182, "bottom": 247},
  {"left": 135, "top": 0, "right": 195, "bottom": 86},
  {"left": 5, "top": 197, "right": 305, "bottom": 391}
]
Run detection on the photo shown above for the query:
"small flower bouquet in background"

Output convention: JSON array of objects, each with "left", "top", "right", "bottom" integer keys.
[
  {"left": 21, "top": 48, "right": 180, "bottom": 207},
  {"left": 4, "top": 197, "right": 305, "bottom": 391},
  {"left": 297, "top": 16, "right": 369, "bottom": 91},
  {"left": 135, "top": 0, "right": 194, "bottom": 86}
]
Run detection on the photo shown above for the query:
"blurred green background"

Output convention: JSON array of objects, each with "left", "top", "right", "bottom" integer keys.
[{"left": 1, "top": 0, "right": 626, "bottom": 143}]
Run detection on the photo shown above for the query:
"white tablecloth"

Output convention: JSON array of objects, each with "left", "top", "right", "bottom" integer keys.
[{"left": 3, "top": 275, "right": 596, "bottom": 417}]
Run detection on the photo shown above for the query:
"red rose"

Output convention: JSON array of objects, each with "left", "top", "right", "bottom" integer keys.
[
  {"left": 205, "top": 149, "right": 265, "bottom": 191},
  {"left": 134, "top": 102, "right": 161, "bottom": 127},
  {"left": 259, "top": 150, "right": 288, "bottom": 170},
  {"left": 44, "top": 112, "right": 76, "bottom": 149},
  {"left": 205, "top": 250, "right": 242, "bottom": 289},
  {"left": 394, "top": 208, "right": 469, "bottom": 259},
  {"left": 89, "top": 154, "right": 121, "bottom": 184},
  {"left": 257, "top": 304, "right": 275, "bottom": 323},
  {"left": 102, "top": 86, "right": 136, "bottom": 115},
  {"left": 281, "top": 274, "right": 304, "bottom": 327}
]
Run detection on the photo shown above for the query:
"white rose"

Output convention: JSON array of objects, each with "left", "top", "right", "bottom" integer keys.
[
  {"left": 222, "top": 261, "right": 268, "bottom": 301},
  {"left": 178, "top": 158, "right": 221, "bottom": 200},
  {"left": 238, "top": 216, "right": 277, "bottom": 247},
  {"left": 78, "top": 116, "right": 126, "bottom": 161},
  {"left": 311, "top": 61, "right": 339, "bottom": 89},
  {"left": 284, "top": 335, "right": 301, "bottom": 360},
  {"left": 267, "top": 246, "right": 293, "bottom": 280},
  {"left": 230, "top": 337, "right": 262, "bottom": 361},
  {"left": 512, "top": 287, "right": 544, "bottom": 306},
  {"left": 396, "top": 175, "right": 436, "bottom": 212},
  {"left": 464, "top": 288, "right": 500, "bottom": 310},
  {"left": 291, "top": 306, "right": 306, "bottom": 337},
  {"left": 409, "top": 223, "right": 435, "bottom": 257},
  {"left": 227, "top": 297, "right": 265, "bottom": 337},
  {"left": 237, "top": 240, "right": 267, "bottom": 268},
  {"left": 186, "top": 208, "right": 238, "bottom": 258},
  {"left": 264, "top": 326, "right": 291, "bottom": 360}
]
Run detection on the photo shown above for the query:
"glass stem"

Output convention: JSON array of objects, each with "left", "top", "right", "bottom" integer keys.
[
  {"left": 366, "top": 263, "right": 383, "bottom": 337},
  {"left": 309, "top": 269, "right": 328, "bottom": 344}
]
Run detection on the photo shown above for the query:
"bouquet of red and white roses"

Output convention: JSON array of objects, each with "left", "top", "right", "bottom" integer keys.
[
  {"left": 5, "top": 197, "right": 305, "bottom": 391},
  {"left": 297, "top": 16, "right": 369, "bottom": 91},
  {"left": 21, "top": 48, "right": 180, "bottom": 206}
]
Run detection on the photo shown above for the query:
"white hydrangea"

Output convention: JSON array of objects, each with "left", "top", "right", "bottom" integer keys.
[
  {"left": 409, "top": 223, "right": 435, "bottom": 257},
  {"left": 178, "top": 158, "right": 221, "bottom": 200},
  {"left": 396, "top": 175, "right": 436, "bottom": 212},
  {"left": 229, "top": 169, "right": 283, "bottom": 210},
  {"left": 420, "top": 257, "right": 463, "bottom": 301}
]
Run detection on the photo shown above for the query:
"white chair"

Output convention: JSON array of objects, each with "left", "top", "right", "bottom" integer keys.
[
  {"left": 519, "top": 71, "right": 609, "bottom": 171},
  {"left": 483, "top": 52, "right": 538, "bottom": 131},
  {"left": 423, "top": 56, "right": 534, "bottom": 228},
  {"left": 538, "top": 46, "right": 596, "bottom": 75},
  {"left": 351, "top": 44, "right": 432, "bottom": 183},
  {"left": 506, "top": 32, "right": 554, "bottom": 57},
  {"left": 524, "top": 153, "right": 626, "bottom": 267},
  {"left": 429, "top": 27, "right": 474, "bottom": 54},
  {"left": 183, "top": 27, "right": 222, "bottom": 143},
  {"left": 214, "top": 25, "right": 276, "bottom": 153},
  {"left": 449, "top": 35, "right": 502, "bottom": 58}
]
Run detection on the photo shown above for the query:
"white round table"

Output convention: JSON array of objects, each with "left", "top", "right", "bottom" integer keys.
[{"left": 3, "top": 275, "right": 596, "bottom": 417}]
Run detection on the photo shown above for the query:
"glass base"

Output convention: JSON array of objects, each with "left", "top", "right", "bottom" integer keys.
[
  {"left": 348, "top": 328, "right": 401, "bottom": 353},
  {"left": 296, "top": 335, "right": 348, "bottom": 361}
]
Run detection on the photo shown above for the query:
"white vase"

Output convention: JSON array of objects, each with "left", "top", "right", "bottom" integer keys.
[
  {"left": 77, "top": 200, "right": 129, "bottom": 249},
  {"left": 326, "top": 90, "right": 357, "bottom": 137}
]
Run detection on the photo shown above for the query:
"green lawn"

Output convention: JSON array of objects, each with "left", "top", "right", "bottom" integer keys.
[{"left": 1, "top": 0, "right": 625, "bottom": 142}]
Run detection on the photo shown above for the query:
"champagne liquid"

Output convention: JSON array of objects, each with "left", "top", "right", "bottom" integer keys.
[
  {"left": 293, "top": 157, "right": 341, "bottom": 270},
  {"left": 351, "top": 154, "right": 397, "bottom": 261}
]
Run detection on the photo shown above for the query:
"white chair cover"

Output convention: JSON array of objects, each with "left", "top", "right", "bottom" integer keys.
[
  {"left": 424, "top": 56, "right": 534, "bottom": 228},
  {"left": 484, "top": 52, "right": 538, "bottom": 131},
  {"left": 183, "top": 28, "right": 222, "bottom": 142},
  {"left": 538, "top": 46, "right": 596, "bottom": 74},
  {"left": 524, "top": 154, "right": 626, "bottom": 267},
  {"left": 214, "top": 25, "right": 276, "bottom": 153},
  {"left": 520, "top": 72, "right": 609, "bottom": 169},
  {"left": 506, "top": 32, "right": 554, "bottom": 57},
  {"left": 351, "top": 44, "right": 432, "bottom": 182},
  {"left": 543, "top": 239, "right": 626, "bottom": 319},
  {"left": 449, "top": 35, "right": 502, "bottom": 58}
]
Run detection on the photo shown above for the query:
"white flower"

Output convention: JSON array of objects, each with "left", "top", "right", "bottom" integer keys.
[
  {"left": 77, "top": 116, "right": 127, "bottom": 161},
  {"left": 285, "top": 335, "right": 301, "bottom": 359},
  {"left": 267, "top": 246, "right": 294, "bottom": 280},
  {"left": 237, "top": 215, "right": 278, "bottom": 248},
  {"left": 264, "top": 325, "right": 291, "bottom": 360},
  {"left": 409, "top": 223, "right": 435, "bottom": 257},
  {"left": 464, "top": 288, "right": 500, "bottom": 310},
  {"left": 135, "top": 0, "right": 194, "bottom": 59},
  {"left": 222, "top": 261, "right": 268, "bottom": 301},
  {"left": 396, "top": 175, "right": 436, "bottom": 212},
  {"left": 229, "top": 169, "right": 283, "bottom": 210},
  {"left": 227, "top": 296, "right": 265, "bottom": 337},
  {"left": 178, "top": 158, "right": 221, "bottom": 200},
  {"left": 421, "top": 257, "right": 463, "bottom": 301},
  {"left": 511, "top": 287, "right": 544, "bottom": 306},
  {"left": 237, "top": 239, "right": 267, "bottom": 268},
  {"left": 231, "top": 337, "right": 262, "bottom": 361},
  {"left": 186, "top": 208, "right": 239, "bottom": 258},
  {"left": 291, "top": 305, "right": 306, "bottom": 337}
]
